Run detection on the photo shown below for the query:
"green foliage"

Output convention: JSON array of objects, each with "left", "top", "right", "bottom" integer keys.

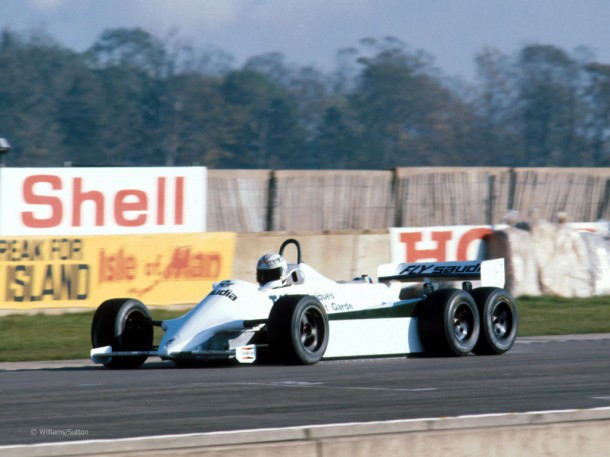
[{"left": 1, "top": 27, "right": 610, "bottom": 168}]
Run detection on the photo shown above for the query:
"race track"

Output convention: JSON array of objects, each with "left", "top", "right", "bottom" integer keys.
[{"left": 2, "top": 334, "right": 610, "bottom": 446}]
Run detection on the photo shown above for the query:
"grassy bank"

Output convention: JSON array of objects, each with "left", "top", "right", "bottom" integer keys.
[
  {"left": 1, "top": 296, "right": 609, "bottom": 362},
  {"left": 0, "top": 309, "right": 184, "bottom": 362}
]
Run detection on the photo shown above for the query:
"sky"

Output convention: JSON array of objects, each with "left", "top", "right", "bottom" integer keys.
[{"left": 2, "top": 0, "right": 610, "bottom": 81}]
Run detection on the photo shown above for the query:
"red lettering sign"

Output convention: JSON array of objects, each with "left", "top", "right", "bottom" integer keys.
[
  {"left": 164, "top": 247, "right": 221, "bottom": 280},
  {"left": 400, "top": 231, "right": 452, "bottom": 262},
  {"left": 99, "top": 248, "right": 137, "bottom": 283},
  {"left": 21, "top": 175, "right": 185, "bottom": 229},
  {"left": 457, "top": 227, "right": 492, "bottom": 260},
  {"left": 114, "top": 190, "right": 147, "bottom": 226},
  {"left": 73, "top": 177, "right": 104, "bottom": 226},
  {"left": 21, "top": 175, "right": 63, "bottom": 228},
  {"left": 398, "top": 227, "right": 493, "bottom": 262}
]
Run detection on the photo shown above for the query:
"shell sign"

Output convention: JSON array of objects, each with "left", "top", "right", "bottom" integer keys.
[{"left": 0, "top": 167, "right": 206, "bottom": 235}]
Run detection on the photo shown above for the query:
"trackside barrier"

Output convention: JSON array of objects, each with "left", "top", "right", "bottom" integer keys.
[
  {"left": 1, "top": 225, "right": 608, "bottom": 313},
  {"left": 233, "top": 231, "right": 390, "bottom": 283},
  {"left": 486, "top": 222, "right": 610, "bottom": 297},
  {"left": 0, "top": 232, "right": 236, "bottom": 311},
  {"left": 234, "top": 226, "right": 610, "bottom": 298},
  {"left": 2, "top": 408, "right": 610, "bottom": 457},
  {"left": 207, "top": 168, "right": 610, "bottom": 232}
]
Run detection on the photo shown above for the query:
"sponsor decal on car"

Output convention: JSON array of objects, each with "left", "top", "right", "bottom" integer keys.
[
  {"left": 209, "top": 288, "right": 238, "bottom": 301},
  {"left": 315, "top": 292, "right": 335, "bottom": 301},
  {"left": 331, "top": 302, "right": 354, "bottom": 311},
  {"left": 399, "top": 263, "right": 481, "bottom": 275}
]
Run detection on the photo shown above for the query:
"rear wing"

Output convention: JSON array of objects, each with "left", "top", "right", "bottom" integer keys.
[{"left": 378, "top": 258, "right": 505, "bottom": 288}]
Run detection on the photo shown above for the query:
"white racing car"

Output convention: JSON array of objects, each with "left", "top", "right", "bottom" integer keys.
[{"left": 90, "top": 238, "right": 518, "bottom": 368}]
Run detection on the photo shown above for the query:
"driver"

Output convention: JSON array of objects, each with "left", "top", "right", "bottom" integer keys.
[{"left": 256, "top": 253, "right": 287, "bottom": 287}]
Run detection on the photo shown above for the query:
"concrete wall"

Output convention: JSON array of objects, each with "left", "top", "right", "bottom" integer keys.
[
  {"left": 234, "top": 231, "right": 390, "bottom": 282},
  {"left": 3, "top": 226, "right": 607, "bottom": 315},
  {"left": 4, "top": 408, "right": 610, "bottom": 457},
  {"left": 234, "top": 227, "right": 610, "bottom": 298}
]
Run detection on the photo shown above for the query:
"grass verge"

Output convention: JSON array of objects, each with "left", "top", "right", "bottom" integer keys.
[
  {"left": 0, "top": 309, "right": 184, "bottom": 362},
  {"left": 1, "top": 296, "right": 609, "bottom": 362},
  {"left": 516, "top": 295, "right": 610, "bottom": 336}
]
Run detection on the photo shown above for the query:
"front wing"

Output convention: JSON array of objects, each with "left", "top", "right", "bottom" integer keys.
[{"left": 91, "top": 345, "right": 259, "bottom": 364}]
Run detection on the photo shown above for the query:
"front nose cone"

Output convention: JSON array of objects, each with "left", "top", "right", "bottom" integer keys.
[{"left": 158, "top": 335, "right": 178, "bottom": 357}]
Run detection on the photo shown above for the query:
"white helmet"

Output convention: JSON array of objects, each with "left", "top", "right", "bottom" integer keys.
[{"left": 256, "top": 253, "right": 287, "bottom": 286}]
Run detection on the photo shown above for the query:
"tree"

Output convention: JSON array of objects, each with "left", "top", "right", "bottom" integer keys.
[
  {"left": 516, "top": 45, "right": 583, "bottom": 166},
  {"left": 473, "top": 48, "right": 521, "bottom": 166},
  {"left": 221, "top": 70, "right": 305, "bottom": 168},
  {"left": 86, "top": 27, "right": 217, "bottom": 166},
  {"left": 57, "top": 67, "right": 103, "bottom": 165},
  {"left": 312, "top": 106, "right": 357, "bottom": 169},
  {"left": 0, "top": 28, "right": 80, "bottom": 165},
  {"left": 2, "top": 26, "right": 609, "bottom": 170},
  {"left": 583, "top": 63, "right": 610, "bottom": 165},
  {"left": 349, "top": 37, "right": 464, "bottom": 167}
]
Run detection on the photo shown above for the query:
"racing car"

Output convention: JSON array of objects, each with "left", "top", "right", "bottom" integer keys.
[{"left": 90, "top": 238, "right": 518, "bottom": 368}]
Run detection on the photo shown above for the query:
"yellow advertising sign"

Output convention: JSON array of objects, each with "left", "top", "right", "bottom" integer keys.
[{"left": 0, "top": 233, "right": 236, "bottom": 310}]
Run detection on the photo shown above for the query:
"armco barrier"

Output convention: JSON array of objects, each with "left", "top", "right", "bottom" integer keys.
[{"left": 2, "top": 408, "right": 610, "bottom": 457}]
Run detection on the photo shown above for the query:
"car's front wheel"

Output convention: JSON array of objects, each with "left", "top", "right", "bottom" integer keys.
[
  {"left": 267, "top": 295, "right": 329, "bottom": 365},
  {"left": 91, "top": 298, "right": 153, "bottom": 369}
]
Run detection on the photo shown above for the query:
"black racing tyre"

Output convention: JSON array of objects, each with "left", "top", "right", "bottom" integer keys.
[
  {"left": 267, "top": 295, "right": 329, "bottom": 365},
  {"left": 91, "top": 298, "right": 153, "bottom": 369},
  {"left": 471, "top": 287, "right": 518, "bottom": 355},
  {"left": 417, "top": 288, "right": 480, "bottom": 356}
]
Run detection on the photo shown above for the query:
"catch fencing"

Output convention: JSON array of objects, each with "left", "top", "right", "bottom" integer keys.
[{"left": 208, "top": 167, "right": 610, "bottom": 232}]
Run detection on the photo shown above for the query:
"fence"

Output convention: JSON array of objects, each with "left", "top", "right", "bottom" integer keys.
[{"left": 208, "top": 167, "right": 610, "bottom": 232}]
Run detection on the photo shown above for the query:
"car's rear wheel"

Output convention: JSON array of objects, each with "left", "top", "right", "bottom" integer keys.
[
  {"left": 417, "top": 288, "right": 480, "bottom": 356},
  {"left": 267, "top": 295, "right": 329, "bottom": 365},
  {"left": 471, "top": 287, "right": 518, "bottom": 355},
  {"left": 91, "top": 298, "right": 153, "bottom": 369}
]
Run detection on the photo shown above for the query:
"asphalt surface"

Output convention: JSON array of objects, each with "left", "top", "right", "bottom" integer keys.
[{"left": 1, "top": 334, "right": 610, "bottom": 446}]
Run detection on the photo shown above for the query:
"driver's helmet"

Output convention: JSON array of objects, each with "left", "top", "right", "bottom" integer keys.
[{"left": 256, "top": 253, "right": 287, "bottom": 286}]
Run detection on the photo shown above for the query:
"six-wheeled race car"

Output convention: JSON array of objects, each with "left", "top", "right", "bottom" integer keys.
[{"left": 90, "top": 238, "right": 518, "bottom": 368}]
